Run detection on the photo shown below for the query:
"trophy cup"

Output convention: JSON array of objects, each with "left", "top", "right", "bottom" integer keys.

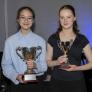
[
  {"left": 57, "top": 40, "right": 72, "bottom": 69},
  {"left": 16, "top": 46, "right": 42, "bottom": 82}
]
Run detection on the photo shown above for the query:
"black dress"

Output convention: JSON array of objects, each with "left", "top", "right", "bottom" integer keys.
[{"left": 48, "top": 33, "right": 89, "bottom": 92}]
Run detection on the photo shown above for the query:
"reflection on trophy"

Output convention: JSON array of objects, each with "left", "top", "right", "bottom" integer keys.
[
  {"left": 16, "top": 46, "right": 42, "bottom": 82},
  {"left": 57, "top": 40, "right": 72, "bottom": 69}
]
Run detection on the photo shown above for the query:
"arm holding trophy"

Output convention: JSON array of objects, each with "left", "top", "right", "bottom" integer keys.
[
  {"left": 1, "top": 40, "right": 19, "bottom": 84},
  {"left": 47, "top": 42, "right": 68, "bottom": 68}
]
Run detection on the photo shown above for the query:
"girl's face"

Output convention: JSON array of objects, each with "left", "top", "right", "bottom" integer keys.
[
  {"left": 17, "top": 9, "right": 33, "bottom": 31},
  {"left": 59, "top": 9, "right": 76, "bottom": 30}
]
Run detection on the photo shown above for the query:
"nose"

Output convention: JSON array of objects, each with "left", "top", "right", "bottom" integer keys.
[
  {"left": 24, "top": 18, "right": 29, "bottom": 22},
  {"left": 64, "top": 18, "right": 67, "bottom": 22}
]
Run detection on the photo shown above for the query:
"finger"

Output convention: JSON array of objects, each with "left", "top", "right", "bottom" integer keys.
[{"left": 19, "top": 75, "right": 24, "bottom": 83}]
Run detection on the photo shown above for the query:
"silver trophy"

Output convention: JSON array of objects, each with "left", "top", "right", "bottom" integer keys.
[
  {"left": 16, "top": 46, "right": 42, "bottom": 82},
  {"left": 57, "top": 41, "right": 72, "bottom": 69}
]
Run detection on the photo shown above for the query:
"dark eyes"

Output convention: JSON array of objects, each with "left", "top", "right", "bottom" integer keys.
[
  {"left": 60, "top": 16, "right": 71, "bottom": 19},
  {"left": 19, "top": 16, "right": 33, "bottom": 21}
]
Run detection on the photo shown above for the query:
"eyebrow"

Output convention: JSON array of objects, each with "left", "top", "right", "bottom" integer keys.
[{"left": 20, "top": 15, "right": 33, "bottom": 17}]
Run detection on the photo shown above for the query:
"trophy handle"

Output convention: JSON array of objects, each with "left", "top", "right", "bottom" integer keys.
[
  {"left": 16, "top": 47, "right": 24, "bottom": 59},
  {"left": 36, "top": 46, "right": 42, "bottom": 59}
]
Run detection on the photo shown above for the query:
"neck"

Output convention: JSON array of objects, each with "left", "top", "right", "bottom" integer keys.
[
  {"left": 61, "top": 29, "right": 74, "bottom": 36},
  {"left": 20, "top": 29, "right": 31, "bottom": 35},
  {"left": 59, "top": 29, "right": 76, "bottom": 41},
  {"left": 62, "top": 27, "right": 74, "bottom": 34}
]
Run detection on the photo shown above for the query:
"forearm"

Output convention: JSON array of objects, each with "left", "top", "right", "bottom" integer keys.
[
  {"left": 2, "top": 64, "right": 19, "bottom": 84},
  {"left": 47, "top": 60, "right": 60, "bottom": 67},
  {"left": 36, "top": 60, "right": 47, "bottom": 73},
  {"left": 75, "top": 63, "right": 92, "bottom": 71}
]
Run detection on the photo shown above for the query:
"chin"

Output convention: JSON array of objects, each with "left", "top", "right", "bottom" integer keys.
[
  {"left": 23, "top": 27, "right": 30, "bottom": 30},
  {"left": 63, "top": 25, "right": 72, "bottom": 29}
]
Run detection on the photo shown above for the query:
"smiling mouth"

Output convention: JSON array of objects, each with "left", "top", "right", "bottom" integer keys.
[
  {"left": 64, "top": 23, "right": 69, "bottom": 26},
  {"left": 23, "top": 24, "right": 29, "bottom": 25}
]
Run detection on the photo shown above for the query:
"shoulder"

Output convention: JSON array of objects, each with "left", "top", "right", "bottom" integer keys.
[
  {"left": 48, "top": 33, "right": 58, "bottom": 41},
  {"left": 32, "top": 32, "right": 46, "bottom": 42},
  {"left": 77, "top": 33, "right": 89, "bottom": 42},
  {"left": 77, "top": 33, "right": 89, "bottom": 48},
  {"left": 5, "top": 32, "right": 19, "bottom": 44},
  {"left": 47, "top": 33, "right": 58, "bottom": 46},
  {"left": 78, "top": 33, "right": 87, "bottom": 38}
]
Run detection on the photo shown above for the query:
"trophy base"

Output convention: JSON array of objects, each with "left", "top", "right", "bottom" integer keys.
[
  {"left": 24, "top": 74, "right": 38, "bottom": 82},
  {"left": 59, "top": 62, "right": 70, "bottom": 69}
]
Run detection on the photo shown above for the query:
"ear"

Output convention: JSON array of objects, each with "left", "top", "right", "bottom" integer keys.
[
  {"left": 74, "top": 17, "right": 76, "bottom": 21},
  {"left": 32, "top": 19, "right": 34, "bottom": 24},
  {"left": 17, "top": 19, "right": 19, "bottom": 23}
]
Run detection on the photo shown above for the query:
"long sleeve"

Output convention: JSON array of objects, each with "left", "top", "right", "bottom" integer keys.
[
  {"left": 1, "top": 40, "right": 19, "bottom": 84},
  {"left": 1, "top": 31, "right": 47, "bottom": 84},
  {"left": 36, "top": 39, "right": 47, "bottom": 75}
]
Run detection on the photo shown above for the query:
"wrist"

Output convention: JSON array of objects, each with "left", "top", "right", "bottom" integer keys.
[
  {"left": 52, "top": 60, "right": 60, "bottom": 67},
  {"left": 16, "top": 74, "right": 23, "bottom": 81}
]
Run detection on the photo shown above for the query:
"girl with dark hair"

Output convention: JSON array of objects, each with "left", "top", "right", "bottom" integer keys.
[
  {"left": 47, "top": 5, "right": 92, "bottom": 92},
  {"left": 2, "top": 6, "right": 47, "bottom": 92},
  {"left": 16, "top": 6, "right": 35, "bottom": 31}
]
